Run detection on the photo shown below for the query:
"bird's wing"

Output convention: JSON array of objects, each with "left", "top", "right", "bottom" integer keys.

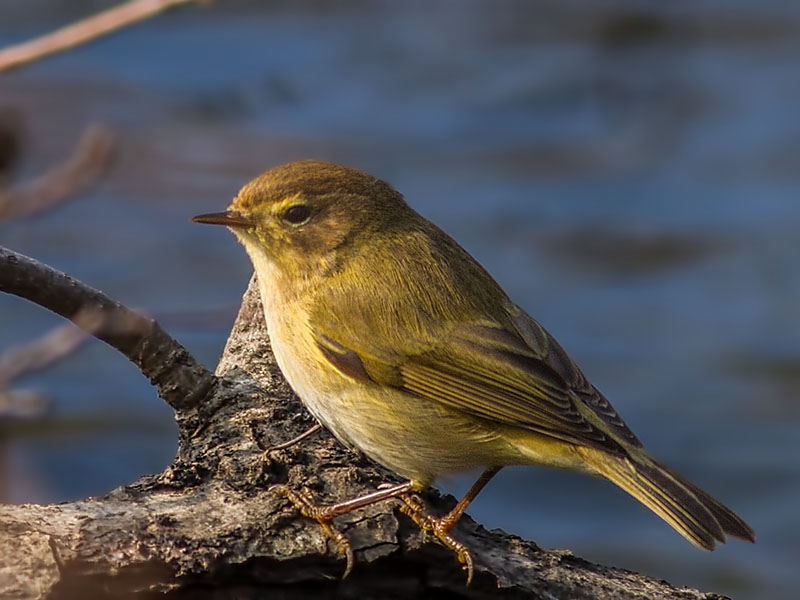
[
  {"left": 313, "top": 301, "right": 641, "bottom": 455},
  {"left": 503, "top": 302, "right": 642, "bottom": 448}
]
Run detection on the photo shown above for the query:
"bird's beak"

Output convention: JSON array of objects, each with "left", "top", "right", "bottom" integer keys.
[{"left": 192, "top": 211, "right": 254, "bottom": 228}]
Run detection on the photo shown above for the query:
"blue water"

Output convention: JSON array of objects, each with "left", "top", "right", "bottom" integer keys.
[{"left": 1, "top": 2, "right": 798, "bottom": 597}]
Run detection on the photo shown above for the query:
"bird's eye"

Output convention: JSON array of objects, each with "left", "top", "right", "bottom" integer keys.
[{"left": 283, "top": 204, "right": 311, "bottom": 225}]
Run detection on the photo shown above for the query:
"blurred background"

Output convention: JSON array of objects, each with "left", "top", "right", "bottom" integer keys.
[{"left": 1, "top": 1, "right": 798, "bottom": 597}]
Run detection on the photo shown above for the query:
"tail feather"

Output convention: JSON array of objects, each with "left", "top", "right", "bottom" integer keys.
[
  {"left": 656, "top": 461, "right": 755, "bottom": 543},
  {"left": 579, "top": 447, "right": 754, "bottom": 549}
]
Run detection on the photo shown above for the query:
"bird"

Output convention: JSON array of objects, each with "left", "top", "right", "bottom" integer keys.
[{"left": 193, "top": 159, "right": 754, "bottom": 582}]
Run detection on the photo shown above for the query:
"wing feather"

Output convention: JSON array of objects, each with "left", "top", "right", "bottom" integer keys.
[
  {"left": 314, "top": 313, "right": 640, "bottom": 455},
  {"left": 308, "top": 232, "right": 641, "bottom": 456}
]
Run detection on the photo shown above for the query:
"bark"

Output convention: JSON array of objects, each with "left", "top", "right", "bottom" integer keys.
[{"left": 0, "top": 263, "right": 727, "bottom": 600}]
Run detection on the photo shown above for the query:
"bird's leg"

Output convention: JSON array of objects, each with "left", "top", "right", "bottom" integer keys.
[
  {"left": 439, "top": 466, "right": 501, "bottom": 532},
  {"left": 273, "top": 480, "right": 415, "bottom": 578},
  {"left": 397, "top": 466, "right": 502, "bottom": 584},
  {"left": 265, "top": 422, "right": 322, "bottom": 455}
]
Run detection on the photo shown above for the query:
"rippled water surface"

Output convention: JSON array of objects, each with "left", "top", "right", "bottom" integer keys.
[{"left": 1, "top": 2, "right": 798, "bottom": 598}]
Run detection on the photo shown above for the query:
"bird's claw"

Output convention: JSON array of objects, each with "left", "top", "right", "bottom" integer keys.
[
  {"left": 398, "top": 493, "right": 475, "bottom": 585},
  {"left": 272, "top": 484, "right": 355, "bottom": 578}
]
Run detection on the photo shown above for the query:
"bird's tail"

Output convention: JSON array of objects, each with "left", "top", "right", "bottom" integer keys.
[{"left": 578, "top": 447, "right": 755, "bottom": 549}]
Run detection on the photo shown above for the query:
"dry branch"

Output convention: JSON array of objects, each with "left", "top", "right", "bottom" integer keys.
[
  {"left": 0, "top": 124, "right": 114, "bottom": 223},
  {"left": 0, "top": 310, "right": 99, "bottom": 388},
  {"left": 0, "top": 245, "right": 214, "bottom": 410},
  {"left": 0, "top": 314, "right": 95, "bottom": 418},
  {"left": 0, "top": 123, "right": 113, "bottom": 417},
  {"left": 0, "top": 252, "right": 724, "bottom": 599},
  {"left": 0, "top": 0, "right": 206, "bottom": 74}
]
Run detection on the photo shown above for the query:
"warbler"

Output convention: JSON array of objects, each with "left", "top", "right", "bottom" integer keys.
[{"left": 193, "top": 160, "right": 754, "bottom": 580}]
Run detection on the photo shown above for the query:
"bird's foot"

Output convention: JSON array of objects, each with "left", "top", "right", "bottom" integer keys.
[
  {"left": 398, "top": 493, "right": 475, "bottom": 585},
  {"left": 272, "top": 484, "right": 355, "bottom": 577},
  {"left": 273, "top": 480, "right": 415, "bottom": 579}
]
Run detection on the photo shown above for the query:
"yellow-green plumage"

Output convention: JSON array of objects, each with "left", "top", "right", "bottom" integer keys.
[{"left": 198, "top": 159, "right": 754, "bottom": 552}]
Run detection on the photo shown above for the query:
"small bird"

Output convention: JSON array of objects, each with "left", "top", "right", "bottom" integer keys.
[{"left": 193, "top": 160, "right": 754, "bottom": 581}]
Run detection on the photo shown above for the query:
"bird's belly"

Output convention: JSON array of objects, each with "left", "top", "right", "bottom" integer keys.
[
  {"left": 263, "top": 307, "right": 523, "bottom": 485},
  {"left": 261, "top": 293, "right": 588, "bottom": 485}
]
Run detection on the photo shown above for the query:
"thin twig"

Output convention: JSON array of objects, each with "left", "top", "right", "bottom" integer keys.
[
  {"left": 0, "top": 124, "right": 115, "bottom": 223},
  {"left": 0, "top": 310, "right": 102, "bottom": 389},
  {"left": 0, "top": 0, "right": 206, "bottom": 74},
  {"left": 0, "top": 389, "right": 50, "bottom": 419},
  {"left": 0, "top": 245, "right": 215, "bottom": 410}
]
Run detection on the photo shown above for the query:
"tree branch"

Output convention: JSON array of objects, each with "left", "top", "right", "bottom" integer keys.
[
  {"left": 0, "top": 259, "right": 722, "bottom": 599},
  {"left": 0, "top": 317, "right": 91, "bottom": 388},
  {"left": 0, "top": 124, "right": 114, "bottom": 223},
  {"left": 0, "top": 245, "right": 214, "bottom": 410},
  {"left": 0, "top": 315, "right": 94, "bottom": 418},
  {"left": 0, "top": 0, "right": 207, "bottom": 74}
]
